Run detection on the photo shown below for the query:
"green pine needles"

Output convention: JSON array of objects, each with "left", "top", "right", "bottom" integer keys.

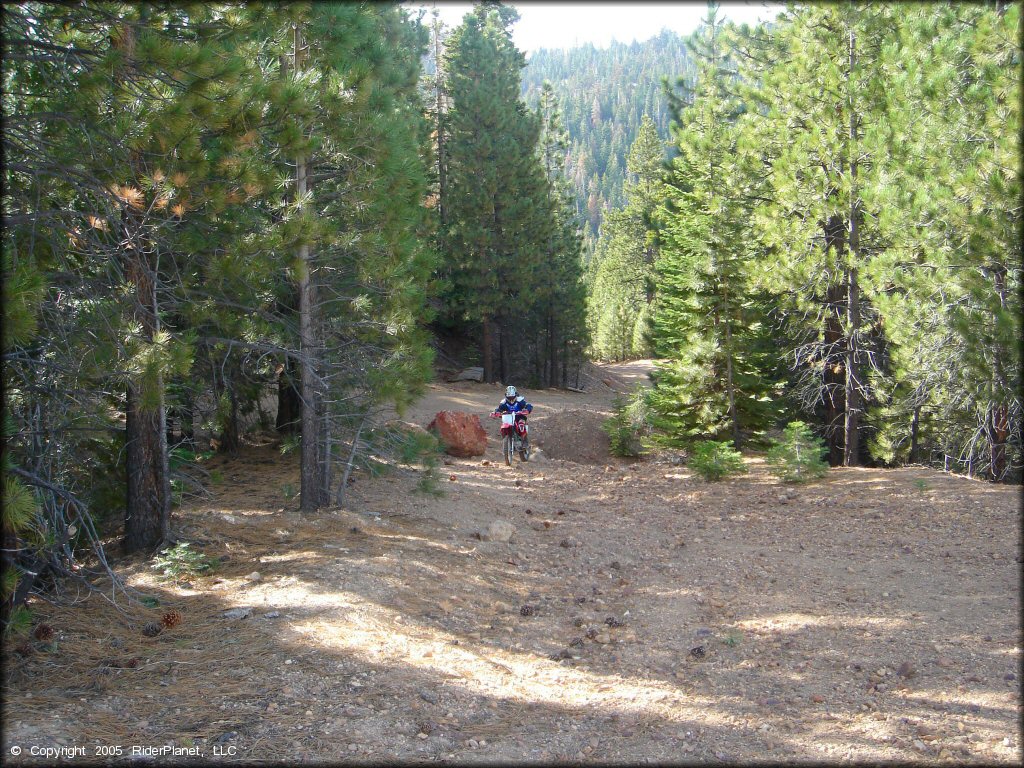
[
  {"left": 766, "top": 422, "right": 829, "bottom": 483},
  {"left": 151, "top": 542, "right": 218, "bottom": 583},
  {"left": 604, "top": 385, "right": 653, "bottom": 458},
  {"left": 688, "top": 440, "right": 746, "bottom": 481}
]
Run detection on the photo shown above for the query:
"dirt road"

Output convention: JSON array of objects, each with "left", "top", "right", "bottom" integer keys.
[{"left": 4, "top": 361, "right": 1021, "bottom": 764}]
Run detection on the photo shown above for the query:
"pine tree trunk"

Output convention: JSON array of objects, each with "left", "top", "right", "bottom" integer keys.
[
  {"left": 218, "top": 381, "right": 240, "bottom": 455},
  {"left": 433, "top": 15, "right": 447, "bottom": 229},
  {"left": 724, "top": 318, "right": 739, "bottom": 447},
  {"left": 909, "top": 405, "right": 921, "bottom": 463},
  {"left": 498, "top": 320, "right": 508, "bottom": 384},
  {"left": 547, "top": 312, "right": 558, "bottom": 388},
  {"left": 180, "top": 389, "right": 194, "bottom": 447},
  {"left": 293, "top": 23, "right": 323, "bottom": 512},
  {"left": 276, "top": 358, "right": 301, "bottom": 434},
  {"left": 297, "top": 183, "right": 322, "bottom": 510},
  {"left": 989, "top": 264, "right": 1009, "bottom": 481},
  {"left": 124, "top": 382, "right": 170, "bottom": 553},
  {"left": 844, "top": 264, "right": 860, "bottom": 467},
  {"left": 989, "top": 404, "right": 1008, "bottom": 481},
  {"left": 482, "top": 317, "right": 494, "bottom": 383},
  {"left": 823, "top": 282, "right": 846, "bottom": 467},
  {"left": 843, "top": 26, "right": 861, "bottom": 468},
  {"left": 121, "top": 183, "right": 170, "bottom": 554}
]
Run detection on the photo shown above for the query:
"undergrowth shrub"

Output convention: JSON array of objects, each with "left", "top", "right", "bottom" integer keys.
[
  {"left": 766, "top": 421, "right": 829, "bottom": 483},
  {"left": 151, "top": 542, "right": 218, "bottom": 582},
  {"left": 399, "top": 429, "right": 446, "bottom": 496},
  {"left": 688, "top": 440, "right": 746, "bottom": 481},
  {"left": 603, "top": 385, "right": 652, "bottom": 458}
]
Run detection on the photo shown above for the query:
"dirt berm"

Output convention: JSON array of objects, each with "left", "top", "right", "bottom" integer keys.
[{"left": 530, "top": 409, "right": 612, "bottom": 465}]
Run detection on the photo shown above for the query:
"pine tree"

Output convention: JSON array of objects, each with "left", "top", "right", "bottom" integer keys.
[
  {"left": 535, "top": 81, "right": 589, "bottom": 387},
  {"left": 588, "top": 115, "right": 666, "bottom": 361},
  {"left": 866, "top": 3, "right": 1021, "bottom": 479},
  {"left": 647, "top": 3, "right": 776, "bottom": 447},
  {"left": 443, "top": 3, "right": 550, "bottom": 383},
  {"left": 252, "top": 3, "right": 435, "bottom": 508},
  {"left": 2, "top": 3, "right": 261, "bottom": 567},
  {"left": 737, "top": 4, "right": 896, "bottom": 465}
]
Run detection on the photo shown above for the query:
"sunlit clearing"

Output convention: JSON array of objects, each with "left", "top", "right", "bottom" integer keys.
[
  {"left": 734, "top": 613, "right": 910, "bottom": 633},
  {"left": 255, "top": 579, "right": 725, "bottom": 724}
]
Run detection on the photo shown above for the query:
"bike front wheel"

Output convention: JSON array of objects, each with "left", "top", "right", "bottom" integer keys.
[
  {"left": 519, "top": 436, "right": 530, "bottom": 462},
  {"left": 503, "top": 435, "right": 513, "bottom": 466}
]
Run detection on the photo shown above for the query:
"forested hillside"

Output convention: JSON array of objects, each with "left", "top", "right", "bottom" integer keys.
[{"left": 522, "top": 31, "right": 695, "bottom": 251}]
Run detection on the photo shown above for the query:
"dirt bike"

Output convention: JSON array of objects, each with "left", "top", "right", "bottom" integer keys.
[{"left": 491, "top": 410, "right": 530, "bottom": 465}]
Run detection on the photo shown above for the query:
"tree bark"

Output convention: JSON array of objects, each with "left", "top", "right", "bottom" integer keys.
[
  {"left": 433, "top": 13, "right": 448, "bottom": 229},
  {"left": 844, "top": 264, "right": 860, "bottom": 466},
  {"left": 909, "top": 405, "right": 921, "bottom": 464},
  {"left": 547, "top": 311, "right": 558, "bottom": 388},
  {"left": 276, "top": 358, "right": 301, "bottom": 434},
  {"left": 843, "top": 25, "right": 861, "bottom": 468},
  {"left": 498, "top": 319, "right": 508, "bottom": 384},
  {"left": 292, "top": 22, "right": 323, "bottom": 511},
  {"left": 989, "top": 404, "right": 1008, "bottom": 481},
  {"left": 124, "top": 382, "right": 170, "bottom": 553},
  {"left": 121, "top": 200, "right": 169, "bottom": 552},
  {"left": 482, "top": 317, "right": 494, "bottom": 383},
  {"left": 724, "top": 316, "right": 739, "bottom": 447},
  {"left": 217, "top": 380, "right": 240, "bottom": 455},
  {"left": 823, "top": 278, "right": 846, "bottom": 467},
  {"left": 989, "top": 263, "right": 1009, "bottom": 481}
]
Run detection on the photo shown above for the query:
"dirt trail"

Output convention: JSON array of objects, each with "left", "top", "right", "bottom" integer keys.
[{"left": 4, "top": 361, "right": 1021, "bottom": 765}]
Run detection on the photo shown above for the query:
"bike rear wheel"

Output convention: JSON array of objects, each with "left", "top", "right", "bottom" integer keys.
[{"left": 502, "top": 435, "right": 513, "bottom": 466}]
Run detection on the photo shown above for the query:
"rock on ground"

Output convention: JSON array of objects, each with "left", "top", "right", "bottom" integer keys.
[
  {"left": 427, "top": 411, "right": 487, "bottom": 457},
  {"left": 447, "top": 367, "right": 484, "bottom": 382},
  {"left": 480, "top": 519, "right": 515, "bottom": 542}
]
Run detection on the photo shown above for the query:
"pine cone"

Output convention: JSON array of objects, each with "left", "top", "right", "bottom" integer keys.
[
  {"left": 519, "top": 604, "right": 535, "bottom": 617},
  {"left": 14, "top": 641, "right": 34, "bottom": 657},
  {"left": 33, "top": 623, "right": 54, "bottom": 642},
  {"left": 142, "top": 621, "right": 163, "bottom": 637},
  {"left": 604, "top": 617, "right": 624, "bottom": 628},
  {"left": 689, "top": 645, "right": 706, "bottom": 660},
  {"left": 585, "top": 628, "right": 598, "bottom": 640},
  {"left": 160, "top": 610, "right": 182, "bottom": 629}
]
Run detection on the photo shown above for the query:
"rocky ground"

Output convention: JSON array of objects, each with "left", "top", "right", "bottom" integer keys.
[{"left": 3, "top": 360, "right": 1021, "bottom": 765}]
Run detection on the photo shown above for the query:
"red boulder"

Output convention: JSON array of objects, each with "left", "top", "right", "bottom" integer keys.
[{"left": 427, "top": 411, "right": 488, "bottom": 457}]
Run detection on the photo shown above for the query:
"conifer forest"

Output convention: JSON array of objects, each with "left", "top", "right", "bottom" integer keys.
[{"left": 1, "top": 4, "right": 1021, "bottom": 760}]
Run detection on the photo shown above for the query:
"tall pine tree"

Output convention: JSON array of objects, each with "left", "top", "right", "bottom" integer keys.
[
  {"left": 442, "top": 3, "right": 550, "bottom": 383},
  {"left": 648, "top": 3, "right": 776, "bottom": 447}
]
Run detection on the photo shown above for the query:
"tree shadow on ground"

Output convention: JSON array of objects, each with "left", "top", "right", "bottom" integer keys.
[{"left": 3, "top": 446, "right": 1020, "bottom": 764}]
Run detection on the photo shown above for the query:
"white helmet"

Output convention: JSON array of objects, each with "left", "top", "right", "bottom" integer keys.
[{"left": 505, "top": 385, "right": 517, "bottom": 398}]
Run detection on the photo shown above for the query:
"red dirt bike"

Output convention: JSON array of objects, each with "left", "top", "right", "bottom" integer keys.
[{"left": 490, "top": 410, "right": 530, "bottom": 465}]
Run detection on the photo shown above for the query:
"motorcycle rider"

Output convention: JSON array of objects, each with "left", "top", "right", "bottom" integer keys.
[
  {"left": 492, "top": 385, "right": 533, "bottom": 461},
  {"left": 493, "top": 385, "right": 533, "bottom": 419}
]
